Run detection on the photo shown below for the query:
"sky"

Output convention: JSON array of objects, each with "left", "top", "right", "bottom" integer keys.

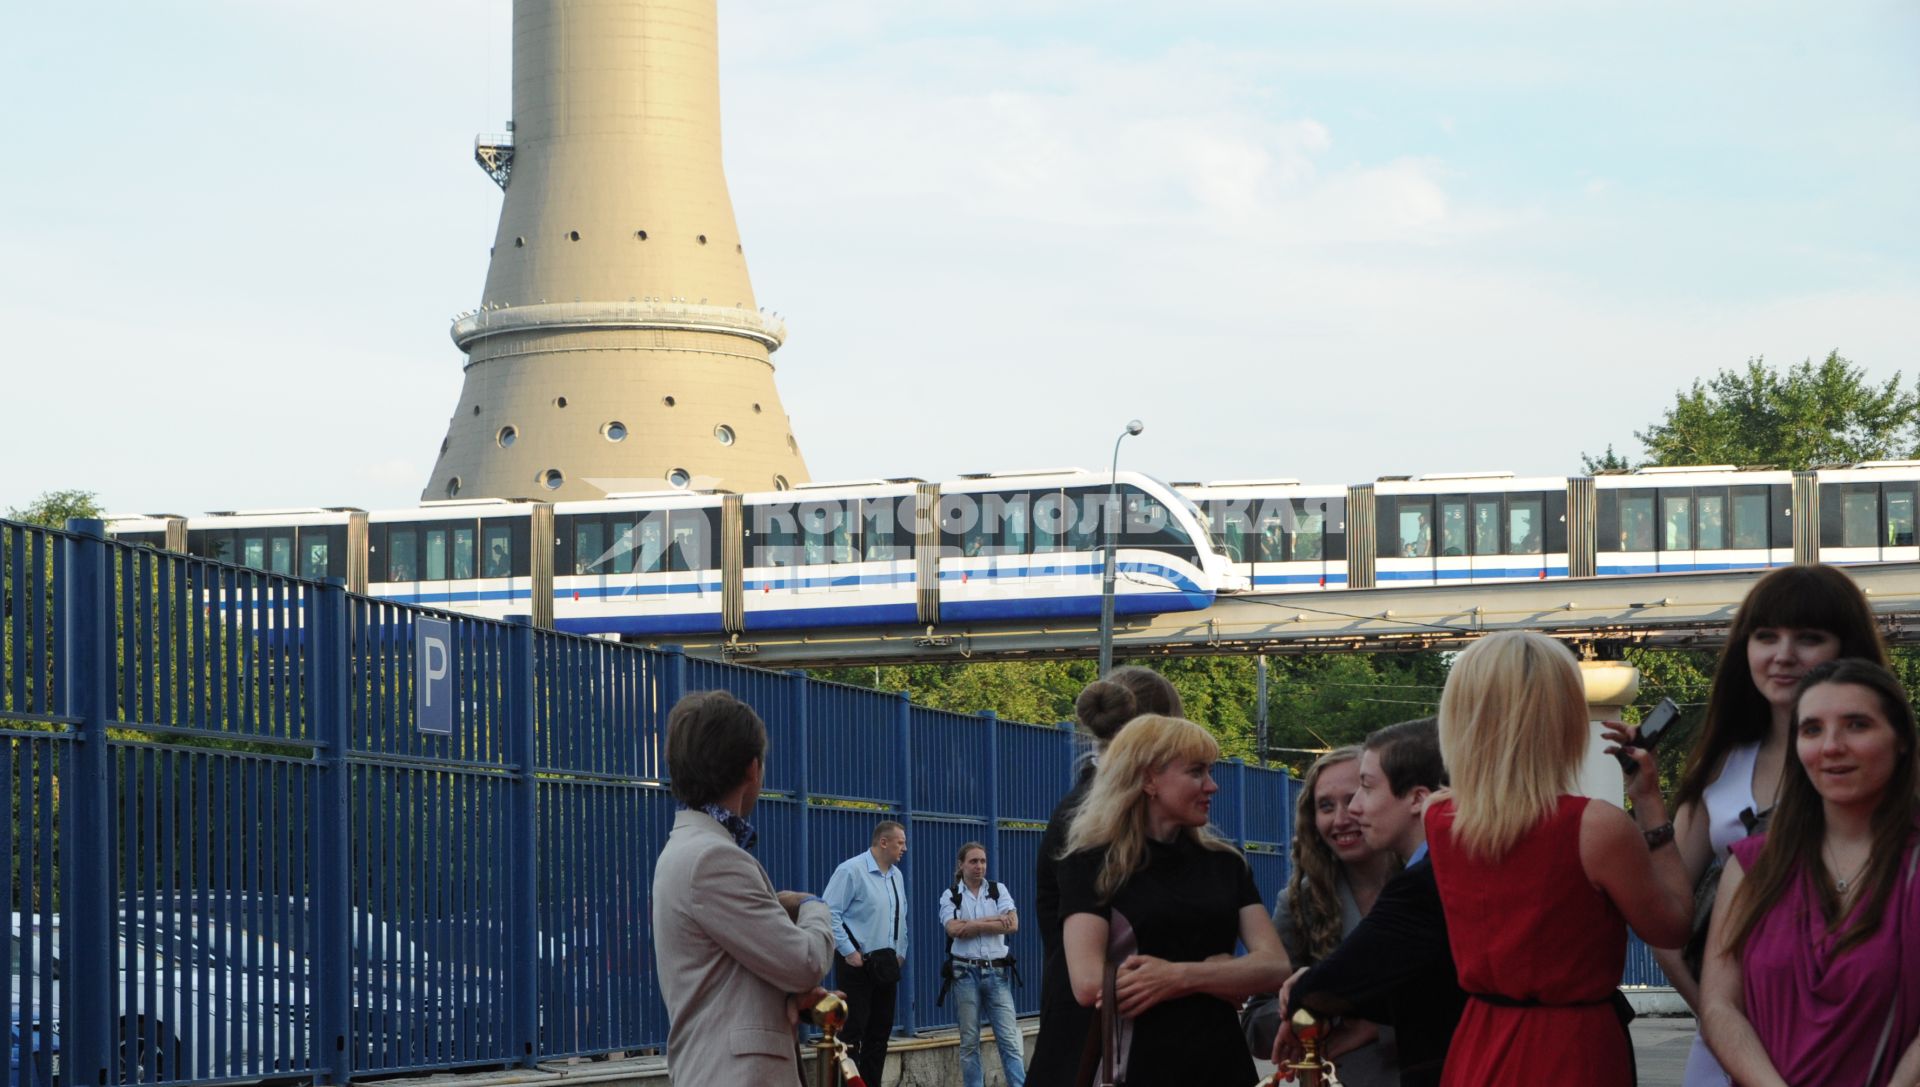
[{"left": 3, "top": 0, "right": 1917, "bottom": 517}]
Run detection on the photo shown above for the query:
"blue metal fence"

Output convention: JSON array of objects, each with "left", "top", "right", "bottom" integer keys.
[{"left": 0, "top": 516, "right": 1664, "bottom": 1087}]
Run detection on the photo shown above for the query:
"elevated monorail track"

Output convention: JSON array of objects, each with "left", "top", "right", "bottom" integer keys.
[{"left": 647, "top": 562, "right": 1920, "bottom": 667}]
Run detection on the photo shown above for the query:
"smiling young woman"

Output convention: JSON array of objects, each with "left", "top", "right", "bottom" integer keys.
[
  {"left": 1240, "top": 747, "right": 1400, "bottom": 1086},
  {"left": 1055, "top": 715, "right": 1289, "bottom": 1085},
  {"left": 1699, "top": 659, "right": 1920, "bottom": 1087},
  {"left": 1656, "top": 564, "right": 1889, "bottom": 1087}
]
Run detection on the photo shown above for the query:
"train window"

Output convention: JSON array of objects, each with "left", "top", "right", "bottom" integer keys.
[
  {"left": 1661, "top": 493, "right": 1692, "bottom": 552},
  {"left": 1889, "top": 487, "right": 1917, "bottom": 547},
  {"left": 240, "top": 535, "right": 266, "bottom": 571},
  {"left": 1771, "top": 485, "right": 1793, "bottom": 548},
  {"left": 1034, "top": 492, "right": 1071, "bottom": 555},
  {"left": 1619, "top": 494, "right": 1655, "bottom": 551},
  {"left": 425, "top": 528, "right": 449, "bottom": 581},
  {"left": 481, "top": 523, "right": 516, "bottom": 578},
  {"left": 301, "top": 536, "right": 330, "bottom": 579},
  {"left": 1256, "top": 505, "right": 1287, "bottom": 563},
  {"left": 668, "top": 510, "right": 717, "bottom": 571},
  {"left": 1062, "top": 488, "right": 1102, "bottom": 551},
  {"left": 802, "top": 501, "right": 853, "bottom": 563},
  {"left": 1696, "top": 492, "right": 1727, "bottom": 551},
  {"left": 452, "top": 527, "right": 476, "bottom": 580},
  {"left": 1507, "top": 496, "right": 1544, "bottom": 555},
  {"left": 1438, "top": 497, "right": 1468, "bottom": 557},
  {"left": 1393, "top": 497, "right": 1434, "bottom": 558},
  {"left": 1470, "top": 497, "right": 1500, "bottom": 555},
  {"left": 116, "top": 530, "right": 165, "bottom": 550},
  {"left": 1000, "top": 493, "right": 1031, "bottom": 555},
  {"left": 1843, "top": 486, "right": 1878, "bottom": 548},
  {"left": 614, "top": 522, "right": 645, "bottom": 579},
  {"left": 1287, "top": 502, "right": 1324, "bottom": 561},
  {"left": 748, "top": 503, "right": 800, "bottom": 566},
  {"left": 574, "top": 520, "right": 606, "bottom": 574},
  {"left": 941, "top": 494, "right": 985, "bottom": 557},
  {"left": 862, "top": 499, "right": 901, "bottom": 560},
  {"left": 1731, "top": 489, "right": 1770, "bottom": 550},
  {"left": 387, "top": 528, "right": 419, "bottom": 582}
]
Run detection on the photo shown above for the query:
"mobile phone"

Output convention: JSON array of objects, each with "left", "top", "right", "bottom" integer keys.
[{"left": 1615, "top": 698, "right": 1679, "bottom": 773}]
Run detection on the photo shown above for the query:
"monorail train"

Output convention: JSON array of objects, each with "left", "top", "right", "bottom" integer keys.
[
  {"left": 105, "top": 469, "right": 1244, "bottom": 637},
  {"left": 1177, "top": 461, "right": 1920, "bottom": 590}
]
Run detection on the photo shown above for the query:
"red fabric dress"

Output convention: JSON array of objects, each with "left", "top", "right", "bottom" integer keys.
[{"left": 1425, "top": 795, "right": 1632, "bottom": 1087}]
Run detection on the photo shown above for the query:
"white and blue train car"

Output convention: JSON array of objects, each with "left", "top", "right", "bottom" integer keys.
[
  {"left": 365, "top": 500, "right": 538, "bottom": 621},
  {"left": 1371, "top": 472, "right": 1571, "bottom": 587},
  {"left": 1811, "top": 461, "right": 1920, "bottom": 568},
  {"left": 930, "top": 469, "right": 1238, "bottom": 623},
  {"left": 735, "top": 478, "right": 922, "bottom": 632},
  {"left": 552, "top": 493, "right": 727, "bottom": 635},
  {"left": 1178, "top": 480, "right": 1349, "bottom": 591},
  {"left": 1592, "top": 466, "right": 1794, "bottom": 575}
]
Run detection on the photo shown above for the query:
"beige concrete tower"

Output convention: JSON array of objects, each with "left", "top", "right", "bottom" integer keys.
[{"left": 426, "top": 0, "right": 809, "bottom": 502}]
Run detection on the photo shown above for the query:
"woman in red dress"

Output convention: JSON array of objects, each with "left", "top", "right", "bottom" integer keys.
[{"left": 1425, "top": 631, "right": 1693, "bottom": 1086}]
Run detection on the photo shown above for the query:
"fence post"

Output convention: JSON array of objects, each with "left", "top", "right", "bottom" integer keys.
[
  {"left": 310, "top": 578, "right": 354, "bottom": 1085},
  {"left": 980, "top": 710, "right": 1000, "bottom": 861},
  {"left": 894, "top": 690, "right": 916, "bottom": 1035},
  {"left": 788, "top": 670, "right": 811, "bottom": 885},
  {"left": 505, "top": 616, "right": 539, "bottom": 1067},
  {"left": 1058, "top": 721, "right": 1076, "bottom": 788},
  {"left": 1231, "top": 758, "right": 1249, "bottom": 850},
  {"left": 60, "top": 519, "right": 112, "bottom": 1087},
  {"left": 658, "top": 644, "right": 687, "bottom": 710}
]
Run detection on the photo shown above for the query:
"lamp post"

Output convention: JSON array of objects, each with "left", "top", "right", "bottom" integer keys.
[{"left": 1097, "top": 419, "right": 1144, "bottom": 676}]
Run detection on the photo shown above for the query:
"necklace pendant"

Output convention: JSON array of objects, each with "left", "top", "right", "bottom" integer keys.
[{"left": 1837, "top": 877, "right": 1849, "bottom": 892}]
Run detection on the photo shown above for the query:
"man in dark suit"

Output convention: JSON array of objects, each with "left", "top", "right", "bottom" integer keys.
[{"left": 1275, "top": 717, "right": 1465, "bottom": 1087}]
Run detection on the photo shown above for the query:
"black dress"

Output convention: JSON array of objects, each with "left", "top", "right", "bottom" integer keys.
[
  {"left": 1027, "top": 768, "right": 1096, "bottom": 1087},
  {"left": 1052, "top": 834, "right": 1262, "bottom": 1086}
]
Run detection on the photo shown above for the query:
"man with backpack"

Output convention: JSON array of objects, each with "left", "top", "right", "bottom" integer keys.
[{"left": 937, "top": 842, "right": 1026, "bottom": 1087}]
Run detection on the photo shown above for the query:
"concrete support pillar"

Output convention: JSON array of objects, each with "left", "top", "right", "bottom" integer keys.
[{"left": 1577, "top": 660, "right": 1640, "bottom": 807}]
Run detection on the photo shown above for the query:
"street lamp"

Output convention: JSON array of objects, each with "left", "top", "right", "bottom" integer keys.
[{"left": 1097, "top": 419, "right": 1144, "bottom": 675}]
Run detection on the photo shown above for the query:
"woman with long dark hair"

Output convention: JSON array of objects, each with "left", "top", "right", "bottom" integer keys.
[
  {"left": 1242, "top": 747, "right": 1399, "bottom": 1084},
  {"left": 1655, "top": 565, "right": 1887, "bottom": 1086},
  {"left": 1699, "top": 659, "right": 1920, "bottom": 1085},
  {"left": 1028, "top": 667, "right": 1182, "bottom": 1085}
]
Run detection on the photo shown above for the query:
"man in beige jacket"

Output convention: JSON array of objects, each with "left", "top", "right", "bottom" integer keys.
[{"left": 653, "top": 691, "right": 835, "bottom": 1085}]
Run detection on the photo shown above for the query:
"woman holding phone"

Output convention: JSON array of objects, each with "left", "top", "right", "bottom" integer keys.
[
  {"left": 1698, "top": 659, "right": 1920, "bottom": 1084},
  {"left": 1654, "top": 565, "right": 1886, "bottom": 1086}
]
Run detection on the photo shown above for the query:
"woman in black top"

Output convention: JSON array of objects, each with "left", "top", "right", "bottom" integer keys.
[
  {"left": 1058, "top": 714, "right": 1287, "bottom": 1085},
  {"left": 1029, "top": 668, "right": 1181, "bottom": 1086}
]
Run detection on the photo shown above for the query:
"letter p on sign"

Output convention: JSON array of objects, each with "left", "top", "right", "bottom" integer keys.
[{"left": 416, "top": 616, "right": 454, "bottom": 736}]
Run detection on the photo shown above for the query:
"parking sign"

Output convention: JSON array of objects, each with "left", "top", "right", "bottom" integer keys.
[{"left": 416, "top": 616, "right": 454, "bottom": 736}]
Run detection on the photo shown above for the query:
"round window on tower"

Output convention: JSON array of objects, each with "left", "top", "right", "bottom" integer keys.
[
  {"left": 445, "top": 477, "right": 462, "bottom": 499},
  {"left": 497, "top": 425, "right": 517, "bottom": 448},
  {"left": 667, "top": 468, "right": 691, "bottom": 489},
  {"left": 714, "top": 424, "right": 735, "bottom": 446},
  {"left": 604, "top": 421, "right": 628, "bottom": 442},
  {"left": 773, "top": 475, "right": 791, "bottom": 491},
  {"left": 663, "top": 395, "right": 677, "bottom": 407},
  {"left": 541, "top": 469, "right": 565, "bottom": 491},
  {"left": 554, "top": 396, "right": 569, "bottom": 409}
]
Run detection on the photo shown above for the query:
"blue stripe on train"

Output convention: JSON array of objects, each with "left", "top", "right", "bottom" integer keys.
[{"left": 1376, "top": 567, "right": 1571, "bottom": 581}]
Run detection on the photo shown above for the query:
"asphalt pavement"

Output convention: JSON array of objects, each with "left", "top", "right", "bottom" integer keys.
[{"left": 1250, "top": 1015, "right": 1700, "bottom": 1084}]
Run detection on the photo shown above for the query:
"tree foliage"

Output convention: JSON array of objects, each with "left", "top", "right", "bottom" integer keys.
[
  {"left": 5, "top": 488, "right": 103, "bottom": 528},
  {"left": 1627, "top": 352, "right": 1920, "bottom": 470},
  {"left": 816, "top": 650, "right": 1450, "bottom": 775}
]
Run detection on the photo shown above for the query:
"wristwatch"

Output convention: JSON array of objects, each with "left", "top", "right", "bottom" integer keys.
[{"left": 1642, "top": 822, "right": 1676, "bottom": 850}]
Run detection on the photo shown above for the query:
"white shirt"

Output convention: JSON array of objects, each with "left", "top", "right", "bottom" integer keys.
[{"left": 938, "top": 879, "right": 1017, "bottom": 961}]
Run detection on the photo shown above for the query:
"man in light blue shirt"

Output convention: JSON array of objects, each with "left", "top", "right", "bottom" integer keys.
[
  {"left": 824, "top": 820, "right": 908, "bottom": 1086},
  {"left": 938, "top": 841, "right": 1025, "bottom": 1087}
]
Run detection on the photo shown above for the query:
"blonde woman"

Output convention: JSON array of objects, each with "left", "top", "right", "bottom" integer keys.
[
  {"left": 1424, "top": 631, "right": 1691, "bottom": 1087},
  {"left": 1243, "top": 747, "right": 1399, "bottom": 1084},
  {"left": 1057, "top": 715, "right": 1288, "bottom": 1084}
]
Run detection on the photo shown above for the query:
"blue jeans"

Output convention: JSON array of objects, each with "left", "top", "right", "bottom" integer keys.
[{"left": 954, "top": 962, "right": 1025, "bottom": 1087}]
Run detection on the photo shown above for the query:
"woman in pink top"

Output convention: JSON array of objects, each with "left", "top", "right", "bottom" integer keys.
[{"left": 1700, "top": 659, "right": 1920, "bottom": 1086}]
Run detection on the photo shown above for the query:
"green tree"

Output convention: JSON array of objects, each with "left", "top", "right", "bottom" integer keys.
[
  {"left": 1629, "top": 352, "right": 1920, "bottom": 470},
  {"left": 5, "top": 488, "right": 103, "bottom": 528}
]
